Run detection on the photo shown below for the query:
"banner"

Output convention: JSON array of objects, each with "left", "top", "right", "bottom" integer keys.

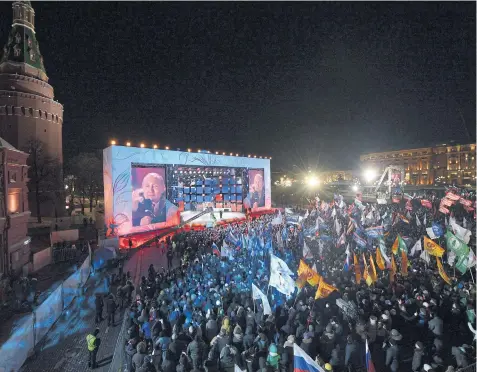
[
  {"left": 297, "top": 260, "right": 321, "bottom": 286},
  {"left": 423, "top": 236, "right": 445, "bottom": 257},
  {"left": 315, "top": 278, "right": 338, "bottom": 299},
  {"left": 252, "top": 284, "right": 272, "bottom": 315},
  {"left": 436, "top": 256, "right": 452, "bottom": 285}
]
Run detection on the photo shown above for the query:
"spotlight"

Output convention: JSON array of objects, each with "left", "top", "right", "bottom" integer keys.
[
  {"left": 248, "top": 155, "right": 251, "bottom": 157},
  {"left": 236, "top": 153, "right": 239, "bottom": 156},
  {"left": 363, "top": 168, "right": 377, "bottom": 183},
  {"left": 216, "top": 152, "right": 219, "bottom": 155},
  {"left": 223, "top": 152, "right": 226, "bottom": 155},
  {"left": 230, "top": 153, "right": 233, "bottom": 156},
  {"left": 188, "top": 148, "right": 191, "bottom": 152},
  {"left": 140, "top": 143, "right": 145, "bottom": 148},
  {"left": 126, "top": 142, "right": 131, "bottom": 147},
  {"left": 198, "top": 149, "right": 201, "bottom": 152},
  {"left": 153, "top": 144, "right": 158, "bottom": 149},
  {"left": 352, "top": 185, "right": 359, "bottom": 192},
  {"left": 165, "top": 146, "right": 170, "bottom": 150},
  {"left": 110, "top": 140, "right": 116, "bottom": 145},
  {"left": 254, "top": 155, "right": 257, "bottom": 158}
]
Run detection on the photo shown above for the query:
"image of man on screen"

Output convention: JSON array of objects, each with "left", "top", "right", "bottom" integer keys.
[
  {"left": 244, "top": 172, "right": 265, "bottom": 209},
  {"left": 132, "top": 172, "right": 178, "bottom": 226}
]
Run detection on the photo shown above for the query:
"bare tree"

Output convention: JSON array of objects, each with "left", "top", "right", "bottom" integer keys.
[
  {"left": 70, "top": 152, "right": 102, "bottom": 214},
  {"left": 25, "top": 139, "right": 62, "bottom": 223}
]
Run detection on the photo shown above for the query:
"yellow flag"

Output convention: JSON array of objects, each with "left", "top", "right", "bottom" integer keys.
[
  {"left": 436, "top": 256, "right": 452, "bottom": 285},
  {"left": 390, "top": 255, "right": 397, "bottom": 282},
  {"left": 296, "top": 274, "right": 307, "bottom": 289},
  {"left": 363, "top": 254, "right": 373, "bottom": 286},
  {"left": 353, "top": 252, "right": 361, "bottom": 283},
  {"left": 375, "top": 247, "right": 386, "bottom": 270},
  {"left": 369, "top": 253, "right": 378, "bottom": 281},
  {"left": 392, "top": 236, "right": 398, "bottom": 254},
  {"left": 315, "top": 278, "right": 338, "bottom": 299},
  {"left": 423, "top": 236, "right": 445, "bottom": 257},
  {"left": 401, "top": 250, "right": 408, "bottom": 277},
  {"left": 297, "top": 259, "right": 321, "bottom": 287}
]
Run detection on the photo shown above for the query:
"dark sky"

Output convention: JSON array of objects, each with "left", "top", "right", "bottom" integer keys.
[{"left": 0, "top": 2, "right": 475, "bottom": 171}]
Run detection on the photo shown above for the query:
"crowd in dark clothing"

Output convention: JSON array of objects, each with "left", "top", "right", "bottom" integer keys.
[{"left": 114, "top": 191, "right": 475, "bottom": 372}]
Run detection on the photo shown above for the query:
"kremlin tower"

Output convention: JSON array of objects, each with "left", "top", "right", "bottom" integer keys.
[{"left": 0, "top": 1, "right": 64, "bottom": 217}]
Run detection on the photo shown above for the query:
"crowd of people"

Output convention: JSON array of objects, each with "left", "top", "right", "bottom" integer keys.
[{"left": 99, "top": 190, "right": 475, "bottom": 372}]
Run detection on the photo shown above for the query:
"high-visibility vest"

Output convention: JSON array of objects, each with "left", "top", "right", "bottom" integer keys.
[{"left": 86, "top": 334, "right": 96, "bottom": 351}]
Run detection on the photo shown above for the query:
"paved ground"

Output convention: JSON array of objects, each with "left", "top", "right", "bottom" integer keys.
[{"left": 19, "top": 246, "right": 177, "bottom": 372}]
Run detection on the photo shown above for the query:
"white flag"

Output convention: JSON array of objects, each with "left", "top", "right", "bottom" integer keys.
[
  {"left": 303, "top": 240, "right": 313, "bottom": 259},
  {"left": 426, "top": 227, "right": 438, "bottom": 240},
  {"left": 271, "top": 210, "right": 283, "bottom": 226},
  {"left": 415, "top": 214, "right": 421, "bottom": 227},
  {"left": 270, "top": 253, "right": 294, "bottom": 276},
  {"left": 252, "top": 284, "right": 272, "bottom": 315},
  {"left": 448, "top": 251, "right": 457, "bottom": 266},
  {"left": 335, "top": 218, "right": 342, "bottom": 235},
  {"left": 424, "top": 214, "right": 427, "bottom": 226},
  {"left": 467, "top": 250, "right": 476, "bottom": 268},
  {"left": 463, "top": 217, "right": 468, "bottom": 229},
  {"left": 445, "top": 216, "right": 449, "bottom": 226},
  {"left": 315, "top": 217, "right": 320, "bottom": 231},
  {"left": 331, "top": 208, "right": 336, "bottom": 218},
  {"left": 269, "top": 270, "right": 295, "bottom": 296},
  {"left": 410, "top": 239, "right": 422, "bottom": 256},
  {"left": 450, "top": 221, "right": 472, "bottom": 245},
  {"left": 304, "top": 210, "right": 309, "bottom": 219},
  {"left": 420, "top": 250, "right": 430, "bottom": 264},
  {"left": 449, "top": 215, "right": 456, "bottom": 226}
]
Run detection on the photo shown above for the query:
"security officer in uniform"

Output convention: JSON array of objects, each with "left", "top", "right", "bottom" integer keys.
[{"left": 86, "top": 328, "right": 101, "bottom": 369}]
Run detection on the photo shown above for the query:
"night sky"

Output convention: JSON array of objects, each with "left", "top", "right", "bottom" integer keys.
[{"left": 0, "top": 2, "right": 475, "bottom": 171}]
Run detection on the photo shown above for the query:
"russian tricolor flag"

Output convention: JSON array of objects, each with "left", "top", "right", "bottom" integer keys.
[
  {"left": 212, "top": 242, "right": 220, "bottom": 257},
  {"left": 365, "top": 340, "right": 376, "bottom": 372},
  {"left": 343, "top": 245, "right": 350, "bottom": 272},
  {"left": 294, "top": 344, "right": 325, "bottom": 372}
]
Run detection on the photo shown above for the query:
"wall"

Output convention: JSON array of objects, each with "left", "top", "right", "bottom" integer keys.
[{"left": 32, "top": 246, "right": 51, "bottom": 272}]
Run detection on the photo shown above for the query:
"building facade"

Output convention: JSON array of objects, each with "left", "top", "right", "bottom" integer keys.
[
  {"left": 319, "top": 170, "right": 355, "bottom": 184},
  {"left": 0, "top": 1, "right": 64, "bottom": 216},
  {"left": 360, "top": 142, "right": 476, "bottom": 187},
  {"left": 0, "top": 138, "right": 30, "bottom": 275}
]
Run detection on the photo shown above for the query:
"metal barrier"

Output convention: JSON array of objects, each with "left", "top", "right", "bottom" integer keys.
[{"left": 53, "top": 247, "right": 78, "bottom": 263}]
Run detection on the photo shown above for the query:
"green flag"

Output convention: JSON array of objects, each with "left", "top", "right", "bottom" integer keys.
[{"left": 445, "top": 231, "right": 470, "bottom": 274}]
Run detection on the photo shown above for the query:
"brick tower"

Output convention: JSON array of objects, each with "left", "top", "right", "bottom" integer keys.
[{"left": 0, "top": 1, "right": 64, "bottom": 217}]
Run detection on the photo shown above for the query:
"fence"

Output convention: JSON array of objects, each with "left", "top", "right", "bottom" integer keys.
[
  {"left": 0, "top": 254, "right": 92, "bottom": 372},
  {"left": 52, "top": 246, "right": 79, "bottom": 263}
]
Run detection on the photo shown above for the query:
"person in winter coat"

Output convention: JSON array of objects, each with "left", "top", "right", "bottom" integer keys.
[
  {"left": 219, "top": 344, "right": 237, "bottom": 372},
  {"left": 205, "top": 314, "right": 219, "bottom": 343},
  {"left": 384, "top": 330, "right": 401, "bottom": 372},
  {"left": 156, "top": 331, "right": 171, "bottom": 360},
  {"left": 95, "top": 294, "right": 104, "bottom": 324},
  {"left": 428, "top": 312, "right": 444, "bottom": 353},
  {"left": 106, "top": 293, "right": 117, "bottom": 326},
  {"left": 451, "top": 345, "right": 470, "bottom": 368},
  {"left": 176, "top": 353, "right": 191, "bottom": 372},
  {"left": 329, "top": 344, "right": 342, "bottom": 370},
  {"left": 366, "top": 315, "right": 378, "bottom": 344},
  {"left": 162, "top": 350, "right": 176, "bottom": 372},
  {"left": 125, "top": 338, "right": 138, "bottom": 372},
  {"left": 242, "top": 326, "right": 254, "bottom": 351},
  {"left": 132, "top": 342, "right": 148, "bottom": 371},
  {"left": 344, "top": 335, "right": 358, "bottom": 369},
  {"left": 137, "top": 355, "right": 155, "bottom": 372},
  {"left": 266, "top": 344, "right": 280, "bottom": 370},
  {"left": 232, "top": 325, "right": 244, "bottom": 354},
  {"left": 412, "top": 342, "right": 425, "bottom": 372},
  {"left": 187, "top": 334, "right": 206, "bottom": 369}
]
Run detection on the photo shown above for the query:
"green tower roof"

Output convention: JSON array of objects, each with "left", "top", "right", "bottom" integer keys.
[{"left": 0, "top": 1, "right": 48, "bottom": 81}]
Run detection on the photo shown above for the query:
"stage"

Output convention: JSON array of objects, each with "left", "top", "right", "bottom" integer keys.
[
  {"left": 118, "top": 208, "right": 277, "bottom": 249},
  {"left": 181, "top": 210, "right": 246, "bottom": 227}
]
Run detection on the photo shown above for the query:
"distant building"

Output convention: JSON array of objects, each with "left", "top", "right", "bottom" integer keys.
[
  {"left": 0, "top": 137, "right": 30, "bottom": 275},
  {"left": 360, "top": 142, "right": 476, "bottom": 187},
  {"left": 319, "top": 170, "right": 355, "bottom": 184},
  {"left": 0, "top": 1, "right": 64, "bottom": 216}
]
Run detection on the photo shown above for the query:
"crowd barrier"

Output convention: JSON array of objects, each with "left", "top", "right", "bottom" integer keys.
[{"left": 0, "top": 254, "right": 92, "bottom": 372}]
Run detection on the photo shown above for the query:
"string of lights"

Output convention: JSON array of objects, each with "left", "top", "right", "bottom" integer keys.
[{"left": 109, "top": 140, "right": 272, "bottom": 159}]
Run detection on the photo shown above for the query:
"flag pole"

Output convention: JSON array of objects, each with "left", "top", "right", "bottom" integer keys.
[{"left": 470, "top": 268, "right": 475, "bottom": 284}]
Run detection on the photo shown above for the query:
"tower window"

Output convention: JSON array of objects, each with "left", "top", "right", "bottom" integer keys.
[{"left": 38, "top": 109, "right": 42, "bottom": 118}]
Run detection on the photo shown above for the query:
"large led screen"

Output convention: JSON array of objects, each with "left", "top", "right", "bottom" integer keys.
[
  {"left": 244, "top": 169, "right": 265, "bottom": 209},
  {"left": 131, "top": 165, "right": 180, "bottom": 228},
  {"left": 103, "top": 146, "right": 271, "bottom": 237}
]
